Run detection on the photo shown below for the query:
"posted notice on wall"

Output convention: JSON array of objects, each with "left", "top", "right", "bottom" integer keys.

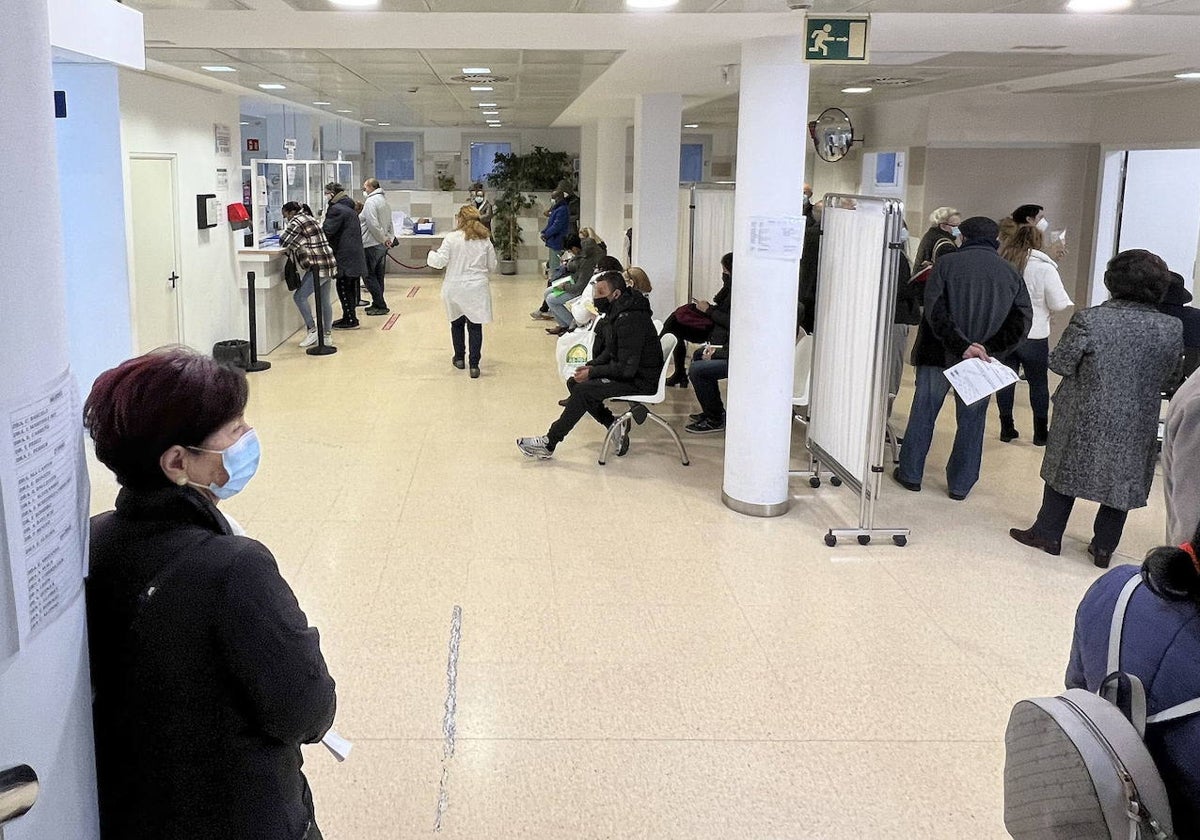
[
  {"left": 0, "top": 370, "right": 90, "bottom": 654},
  {"left": 747, "top": 216, "right": 806, "bottom": 262}
]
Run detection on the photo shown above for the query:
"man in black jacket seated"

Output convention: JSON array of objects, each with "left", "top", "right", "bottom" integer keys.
[
  {"left": 518, "top": 271, "right": 663, "bottom": 459},
  {"left": 893, "top": 215, "right": 1032, "bottom": 501}
]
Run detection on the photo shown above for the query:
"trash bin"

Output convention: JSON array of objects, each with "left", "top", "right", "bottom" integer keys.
[{"left": 213, "top": 339, "right": 251, "bottom": 370}]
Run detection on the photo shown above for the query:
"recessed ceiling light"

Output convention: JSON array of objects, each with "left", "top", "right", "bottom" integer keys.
[
  {"left": 842, "top": 86, "right": 873, "bottom": 93},
  {"left": 313, "top": 101, "right": 332, "bottom": 106},
  {"left": 1175, "top": 72, "right": 1200, "bottom": 80},
  {"left": 482, "top": 110, "right": 500, "bottom": 115},
  {"left": 202, "top": 66, "right": 236, "bottom": 72},
  {"left": 364, "top": 118, "right": 377, "bottom": 122},
  {"left": 258, "top": 83, "right": 287, "bottom": 90},
  {"left": 488, "top": 123, "right": 503, "bottom": 127},
  {"left": 683, "top": 123, "right": 699, "bottom": 128},
  {"left": 478, "top": 103, "right": 497, "bottom": 108},
  {"left": 329, "top": 0, "right": 379, "bottom": 6},
  {"left": 239, "top": 121, "right": 250, "bottom": 125},
  {"left": 336, "top": 109, "right": 353, "bottom": 113},
  {"left": 1066, "top": 0, "right": 1133, "bottom": 11},
  {"left": 626, "top": 0, "right": 679, "bottom": 8},
  {"left": 470, "top": 86, "right": 493, "bottom": 92},
  {"left": 463, "top": 67, "right": 491, "bottom": 74},
  {"left": 377, "top": 122, "right": 391, "bottom": 126}
]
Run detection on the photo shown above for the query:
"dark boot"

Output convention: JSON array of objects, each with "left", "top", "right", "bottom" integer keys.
[
  {"left": 1032, "top": 417, "right": 1048, "bottom": 447},
  {"left": 999, "top": 417, "right": 1019, "bottom": 443}
]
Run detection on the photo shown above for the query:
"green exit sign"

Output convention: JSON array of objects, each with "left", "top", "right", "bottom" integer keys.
[{"left": 805, "top": 15, "right": 870, "bottom": 64}]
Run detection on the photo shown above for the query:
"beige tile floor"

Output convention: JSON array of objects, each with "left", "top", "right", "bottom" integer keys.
[{"left": 87, "top": 274, "right": 1170, "bottom": 839}]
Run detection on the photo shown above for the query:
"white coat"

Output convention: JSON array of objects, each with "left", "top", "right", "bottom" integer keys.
[
  {"left": 1022, "top": 249, "right": 1073, "bottom": 340},
  {"left": 427, "top": 231, "right": 498, "bottom": 324}
]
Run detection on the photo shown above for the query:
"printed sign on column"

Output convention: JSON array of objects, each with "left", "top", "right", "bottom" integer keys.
[{"left": 0, "top": 370, "right": 90, "bottom": 650}]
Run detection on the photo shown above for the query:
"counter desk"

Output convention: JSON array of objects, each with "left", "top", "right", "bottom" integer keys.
[{"left": 236, "top": 248, "right": 305, "bottom": 355}]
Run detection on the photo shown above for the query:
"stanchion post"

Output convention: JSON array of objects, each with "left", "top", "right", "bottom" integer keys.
[
  {"left": 245, "top": 270, "right": 271, "bottom": 372},
  {"left": 307, "top": 272, "right": 337, "bottom": 356}
]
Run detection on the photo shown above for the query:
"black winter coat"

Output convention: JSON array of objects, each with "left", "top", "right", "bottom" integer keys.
[
  {"left": 87, "top": 486, "right": 336, "bottom": 840},
  {"left": 589, "top": 289, "right": 664, "bottom": 393},
  {"left": 322, "top": 195, "right": 368, "bottom": 278}
]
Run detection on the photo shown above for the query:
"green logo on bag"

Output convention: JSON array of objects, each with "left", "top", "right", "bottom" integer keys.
[{"left": 566, "top": 344, "right": 589, "bottom": 365}]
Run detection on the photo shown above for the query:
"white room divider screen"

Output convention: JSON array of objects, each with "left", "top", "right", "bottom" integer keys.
[
  {"left": 675, "top": 185, "right": 735, "bottom": 305},
  {"left": 806, "top": 195, "right": 910, "bottom": 547}
]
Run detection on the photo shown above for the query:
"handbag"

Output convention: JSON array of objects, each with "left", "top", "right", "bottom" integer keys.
[
  {"left": 671, "top": 302, "right": 714, "bottom": 332},
  {"left": 555, "top": 318, "right": 601, "bottom": 380},
  {"left": 283, "top": 257, "right": 302, "bottom": 292},
  {"left": 568, "top": 280, "right": 597, "bottom": 327}
]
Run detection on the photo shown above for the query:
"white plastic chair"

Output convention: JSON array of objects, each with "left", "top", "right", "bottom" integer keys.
[{"left": 598, "top": 333, "right": 690, "bottom": 466}]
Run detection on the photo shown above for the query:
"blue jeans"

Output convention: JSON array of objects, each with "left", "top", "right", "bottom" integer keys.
[
  {"left": 363, "top": 244, "right": 388, "bottom": 308},
  {"left": 689, "top": 356, "right": 729, "bottom": 420},
  {"left": 545, "top": 288, "right": 579, "bottom": 328},
  {"left": 293, "top": 270, "right": 333, "bottom": 333},
  {"left": 897, "top": 364, "right": 990, "bottom": 498}
]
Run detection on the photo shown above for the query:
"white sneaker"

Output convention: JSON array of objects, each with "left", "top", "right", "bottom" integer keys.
[
  {"left": 299, "top": 330, "right": 318, "bottom": 348},
  {"left": 323, "top": 333, "right": 333, "bottom": 345},
  {"left": 516, "top": 436, "right": 554, "bottom": 459}
]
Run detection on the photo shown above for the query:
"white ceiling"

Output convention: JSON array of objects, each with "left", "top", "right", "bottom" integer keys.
[{"left": 122, "top": 0, "right": 1200, "bottom": 129}]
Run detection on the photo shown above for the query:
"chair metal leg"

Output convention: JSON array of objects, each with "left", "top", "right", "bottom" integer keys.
[
  {"left": 598, "top": 411, "right": 634, "bottom": 465},
  {"left": 644, "top": 411, "right": 690, "bottom": 466}
]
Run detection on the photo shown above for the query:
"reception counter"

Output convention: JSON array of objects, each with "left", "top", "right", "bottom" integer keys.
[{"left": 235, "top": 248, "right": 304, "bottom": 355}]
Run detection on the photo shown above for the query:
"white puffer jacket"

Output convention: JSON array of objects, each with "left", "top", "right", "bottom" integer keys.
[{"left": 1023, "top": 249, "right": 1073, "bottom": 339}]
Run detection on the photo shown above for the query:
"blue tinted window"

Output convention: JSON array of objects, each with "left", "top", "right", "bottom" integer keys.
[
  {"left": 680, "top": 143, "right": 704, "bottom": 182},
  {"left": 376, "top": 141, "right": 415, "bottom": 182},
  {"left": 471, "top": 142, "right": 512, "bottom": 183}
]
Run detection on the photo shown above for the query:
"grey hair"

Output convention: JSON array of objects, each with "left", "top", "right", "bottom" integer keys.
[{"left": 929, "top": 206, "right": 959, "bottom": 225}]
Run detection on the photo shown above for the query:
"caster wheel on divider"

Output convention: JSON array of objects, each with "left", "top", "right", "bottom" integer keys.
[
  {"left": 809, "top": 476, "right": 821, "bottom": 489},
  {"left": 857, "top": 535, "right": 871, "bottom": 546},
  {"left": 893, "top": 535, "right": 908, "bottom": 547},
  {"left": 830, "top": 476, "right": 843, "bottom": 487},
  {"left": 824, "top": 533, "right": 837, "bottom": 547}
]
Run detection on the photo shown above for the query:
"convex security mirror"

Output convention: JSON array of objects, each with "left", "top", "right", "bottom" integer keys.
[{"left": 810, "top": 107, "right": 855, "bottom": 163}]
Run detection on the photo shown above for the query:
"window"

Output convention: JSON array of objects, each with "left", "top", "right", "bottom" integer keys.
[
  {"left": 470, "top": 142, "right": 512, "bottom": 184},
  {"left": 680, "top": 143, "right": 704, "bottom": 182},
  {"left": 375, "top": 141, "right": 415, "bottom": 182}
]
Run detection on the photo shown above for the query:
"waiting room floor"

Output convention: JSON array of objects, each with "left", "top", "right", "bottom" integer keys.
[{"left": 88, "top": 273, "right": 1169, "bottom": 839}]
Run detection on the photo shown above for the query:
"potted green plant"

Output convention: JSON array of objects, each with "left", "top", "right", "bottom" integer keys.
[{"left": 488, "top": 146, "right": 574, "bottom": 275}]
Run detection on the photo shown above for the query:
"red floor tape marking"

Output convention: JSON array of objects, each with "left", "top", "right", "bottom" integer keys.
[{"left": 382, "top": 313, "right": 400, "bottom": 331}]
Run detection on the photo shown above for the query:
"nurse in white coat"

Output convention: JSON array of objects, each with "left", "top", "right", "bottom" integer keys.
[{"left": 427, "top": 205, "right": 498, "bottom": 378}]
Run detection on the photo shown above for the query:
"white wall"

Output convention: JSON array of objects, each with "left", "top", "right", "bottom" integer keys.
[
  {"left": 120, "top": 70, "right": 245, "bottom": 356},
  {"left": 54, "top": 62, "right": 134, "bottom": 396}
]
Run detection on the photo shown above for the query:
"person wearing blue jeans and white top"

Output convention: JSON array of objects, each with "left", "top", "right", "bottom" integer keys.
[{"left": 995, "top": 223, "right": 1073, "bottom": 445}]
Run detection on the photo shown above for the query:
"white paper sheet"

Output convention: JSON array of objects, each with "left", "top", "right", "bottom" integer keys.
[
  {"left": 943, "top": 357, "right": 1019, "bottom": 406},
  {"left": 0, "top": 370, "right": 89, "bottom": 650},
  {"left": 321, "top": 728, "right": 353, "bottom": 762}
]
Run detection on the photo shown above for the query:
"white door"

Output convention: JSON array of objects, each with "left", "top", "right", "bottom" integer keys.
[{"left": 129, "top": 157, "right": 181, "bottom": 351}]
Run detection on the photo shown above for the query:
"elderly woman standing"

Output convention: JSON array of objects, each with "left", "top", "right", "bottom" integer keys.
[
  {"left": 85, "top": 348, "right": 335, "bottom": 840},
  {"left": 1010, "top": 249, "right": 1182, "bottom": 567},
  {"left": 427, "top": 204, "right": 498, "bottom": 378}
]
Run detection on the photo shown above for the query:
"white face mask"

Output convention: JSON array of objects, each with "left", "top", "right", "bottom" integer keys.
[{"left": 1035, "top": 217, "right": 1050, "bottom": 232}]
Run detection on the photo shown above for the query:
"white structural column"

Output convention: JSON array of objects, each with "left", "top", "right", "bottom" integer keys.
[
  {"left": 0, "top": 4, "right": 101, "bottom": 840},
  {"left": 591, "top": 118, "right": 628, "bottom": 255},
  {"left": 722, "top": 36, "right": 809, "bottom": 517},
  {"left": 632, "top": 94, "right": 682, "bottom": 317},
  {"left": 580, "top": 120, "right": 600, "bottom": 227}
]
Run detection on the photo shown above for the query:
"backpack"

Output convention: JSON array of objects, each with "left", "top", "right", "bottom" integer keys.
[{"left": 1003, "top": 574, "right": 1200, "bottom": 839}]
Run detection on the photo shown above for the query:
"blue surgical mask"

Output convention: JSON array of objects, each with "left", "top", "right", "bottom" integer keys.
[
  {"left": 188, "top": 429, "right": 261, "bottom": 500},
  {"left": 950, "top": 226, "right": 961, "bottom": 238}
]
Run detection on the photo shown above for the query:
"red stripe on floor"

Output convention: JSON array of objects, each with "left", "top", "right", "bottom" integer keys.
[
  {"left": 382, "top": 314, "right": 400, "bottom": 331},
  {"left": 406, "top": 285, "right": 421, "bottom": 298}
]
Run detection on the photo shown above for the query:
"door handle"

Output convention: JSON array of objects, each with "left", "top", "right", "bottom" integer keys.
[
  {"left": 168, "top": 272, "right": 179, "bottom": 290},
  {"left": 0, "top": 765, "right": 38, "bottom": 830}
]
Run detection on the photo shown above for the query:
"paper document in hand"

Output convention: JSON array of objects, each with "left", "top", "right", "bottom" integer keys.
[
  {"left": 942, "top": 357, "right": 1019, "bottom": 406},
  {"left": 321, "top": 728, "right": 353, "bottom": 762}
]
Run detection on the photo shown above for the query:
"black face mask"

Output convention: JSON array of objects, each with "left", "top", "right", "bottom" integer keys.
[{"left": 595, "top": 295, "right": 613, "bottom": 314}]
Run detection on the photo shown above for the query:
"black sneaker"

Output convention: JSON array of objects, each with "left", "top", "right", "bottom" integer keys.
[
  {"left": 364, "top": 306, "right": 390, "bottom": 316},
  {"left": 892, "top": 467, "right": 921, "bottom": 492},
  {"left": 332, "top": 318, "right": 360, "bottom": 330},
  {"left": 452, "top": 358, "right": 465, "bottom": 370},
  {"left": 685, "top": 416, "right": 725, "bottom": 434},
  {"left": 688, "top": 412, "right": 706, "bottom": 422},
  {"left": 610, "top": 420, "right": 630, "bottom": 456}
]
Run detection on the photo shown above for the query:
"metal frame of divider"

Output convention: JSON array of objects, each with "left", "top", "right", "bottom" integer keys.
[{"left": 803, "top": 194, "right": 910, "bottom": 548}]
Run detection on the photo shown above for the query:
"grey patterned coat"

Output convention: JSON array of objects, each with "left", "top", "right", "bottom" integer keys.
[{"left": 1041, "top": 300, "right": 1182, "bottom": 510}]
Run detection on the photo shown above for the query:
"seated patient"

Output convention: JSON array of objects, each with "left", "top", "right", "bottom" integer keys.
[
  {"left": 518, "top": 271, "right": 663, "bottom": 460},
  {"left": 544, "top": 234, "right": 602, "bottom": 335},
  {"left": 684, "top": 287, "right": 732, "bottom": 434}
]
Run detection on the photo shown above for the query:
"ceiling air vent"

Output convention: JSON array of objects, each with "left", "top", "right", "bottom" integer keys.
[
  {"left": 449, "top": 74, "right": 511, "bottom": 85},
  {"left": 870, "top": 77, "right": 921, "bottom": 87}
]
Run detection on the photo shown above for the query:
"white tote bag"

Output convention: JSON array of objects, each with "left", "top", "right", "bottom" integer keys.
[
  {"left": 554, "top": 317, "right": 603, "bottom": 380},
  {"left": 567, "top": 279, "right": 598, "bottom": 327}
]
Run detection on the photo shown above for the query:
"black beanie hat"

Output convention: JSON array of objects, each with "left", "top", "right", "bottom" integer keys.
[{"left": 959, "top": 216, "right": 999, "bottom": 242}]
